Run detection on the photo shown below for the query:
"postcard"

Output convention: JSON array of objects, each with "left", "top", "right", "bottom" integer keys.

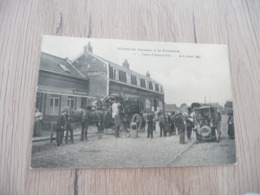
[{"left": 31, "top": 36, "right": 236, "bottom": 168}]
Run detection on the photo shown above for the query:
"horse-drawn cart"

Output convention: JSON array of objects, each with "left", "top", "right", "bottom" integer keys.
[{"left": 101, "top": 94, "right": 145, "bottom": 131}]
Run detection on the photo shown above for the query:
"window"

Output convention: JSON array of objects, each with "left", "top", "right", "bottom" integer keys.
[
  {"left": 126, "top": 73, "right": 131, "bottom": 84},
  {"left": 159, "top": 101, "right": 163, "bottom": 109},
  {"left": 155, "top": 84, "right": 159, "bottom": 92},
  {"left": 146, "top": 81, "right": 149, "bottom": 89},
  {"left": 113, "top": 69, "right": 119, "bottom": 80},
  {"left": 149, "top": 81, "right": 153, "bottom": 90},
  {"left": 35, "top": 92, "right": 42, "bottom": 111},
  {"left": 161, "top": 86, "right": 164, "bottom": 93},
  {"left": 81, "top": 97, "right": 87, "bottom": 109},
  {"left": 67, "top": 96, "right": 75, "bottom": 109},
  {"left": 137, "top": 78, "right": 141, "bottom": 87},
  {"left": 131, "top": 75, "right": 137, "bottom": 85},
  {"left": 145, "top": 99, "right": 151, "bottom": 109},
  {"left": 140, "top": 79, "right": 146, "bottom": 88},
  {"left": 119, "top": 70, "right": 127, "bottom": 82},
  {"left": 58, "top": 64, "right": 70, "bottom": 72},
  {"left": 50, "top": 95, "right": 59, "bottom": 114},
  {"left": 109, "top": 66, "right": 113, "bottom": 79}
]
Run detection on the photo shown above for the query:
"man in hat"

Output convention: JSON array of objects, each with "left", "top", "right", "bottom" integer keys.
[
  {"left": 81, "top": 106, "right": 91, "bottom": 141},
  {"left": 186, "top": 107, "right": 194, "bottom": 140},
  {"left": 112, "top": 97, "right": 121, "bottom": 119},
  {"left": 56, "top": 108, "right": 70, "bottom": 146},
  {"left": 114, "top": 111, "right": 121, "bottom": 138},
  {"left": 147, "top": 112, "right": 154, "bottom": 139},
  {"left": 175, "top": 113, "right": 186, "bottom": 144},
  {"left": 170, "top": 111, "right": 176, "bottom": 135},
  {"left": 159, "top": 113, "right": 166, "bottom": 137}
]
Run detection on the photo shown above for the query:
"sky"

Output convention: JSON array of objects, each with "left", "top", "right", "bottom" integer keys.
[{"left": 41, "top": 35, "right": 233, "bottom": 107}]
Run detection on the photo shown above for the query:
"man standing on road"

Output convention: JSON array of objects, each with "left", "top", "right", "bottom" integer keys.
[
  {"left": 56, "top": 109, "right": 69, "bottom": 146},
  {"left": 81, "top": 106, "right": 91, "bottom": 141},
  {"left": 186, "top": 107, "right": 194, "bottom": 140},
  {"left": 176, "top": 113, "right": 186, "bottom": 144},
  {"left": 159, "top": 113, "right": 166, "bottom": 137},
  {"left": 147, "top": 112, "right": 154, "bottom": 139},
  {"left": 112, "top": 97, "right": 121, "bottom": 119},
  {"left": 114, "top": 111, "right": 121, "bottom": 138},
  {"left": 216, "top": 110, "right": 222, "bottom": 136},
  {"left": 170, "top": 112, "right": 176, "bottom": 135}
]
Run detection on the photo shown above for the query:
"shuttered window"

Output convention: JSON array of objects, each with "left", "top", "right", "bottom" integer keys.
[
  {"left": 109, "top": 66, "right": 113, "bottom": 79},
  {"left": 155, "top": 84, "right": 159, "bottom": 91},
  {"left": 149, "top": 81, "right": 153, "bottom": 90},
  {"left": 131, "top": 75, "right": 137, "bottom": 85},
  {"left": 119, "top": 70, "right": 127, "bottom": 82},
  {"left": 140, "top": 79, "right": 146, "bottom": 88}
]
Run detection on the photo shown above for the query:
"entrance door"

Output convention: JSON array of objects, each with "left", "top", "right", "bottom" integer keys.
[{"left": 81, "top": 97, "right": 87, "bottom": 109}]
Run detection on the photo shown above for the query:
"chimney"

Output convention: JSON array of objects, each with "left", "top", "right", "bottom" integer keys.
[
  {"left": 65, "top": 58, "right": 72, "bottom": 63},
  {"left": 84, "top": 42, "right": 93, "bottom": 54},
  {"left": 123, "top": 59, "right": 129, "bottom": 69},
  {"left": 146, "top": 71, "right": 150, "bottom": 77}
]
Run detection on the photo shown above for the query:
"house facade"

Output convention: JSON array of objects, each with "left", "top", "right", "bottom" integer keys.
[
  {"left": 72, "top": 43, "right": 165, "bottom": 113},
  {"left": 36, "top": 43, "right": 165, "bottom": 130},
  {"left": 36, "top": 53, "right": 90, "bottom": 123}
]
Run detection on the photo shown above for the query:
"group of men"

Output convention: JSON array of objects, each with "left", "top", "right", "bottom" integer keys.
[{"left": 145, "top": 111, "right": 194, "bottom": 144}]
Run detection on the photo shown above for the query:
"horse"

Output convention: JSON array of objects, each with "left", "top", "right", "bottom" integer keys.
[{"left": 81, "top": 108, "right": 106, "bottom": 140}]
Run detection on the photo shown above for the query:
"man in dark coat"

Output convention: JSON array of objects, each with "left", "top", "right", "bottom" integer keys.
[
  {"left": 159, "top": 114, "right": 166, "bottom": 137},
  {"left": 175, "top": 113, "right": 186, "bottom": 144},
  {"left": 56, "top": 112, "right": 67, "bottom": 146},
  {"left": 147, "top": 112, "right": 154, "bottom": 139},
  {"left": 170, "top": 112, "right": 176, "bottom": 135},
  {"left": 228, "top": 112, "right": 234, "bottom": 138},
  {"left": 81, "top": 107, "right": 91, "bottom": 141},
  {"left": 114, "top": 111, "right": 121, "bottom": 138}
]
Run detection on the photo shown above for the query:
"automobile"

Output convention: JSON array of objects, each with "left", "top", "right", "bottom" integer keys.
[{"left": 193, "top": 106, "right": 220, "bottom": 143}]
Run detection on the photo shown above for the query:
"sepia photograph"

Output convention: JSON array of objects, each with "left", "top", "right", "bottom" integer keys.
[{"left": 31, "top": 36, "right": 236, "bottom": 168}]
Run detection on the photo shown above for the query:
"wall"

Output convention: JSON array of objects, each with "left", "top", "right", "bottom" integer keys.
[
  {"left": 109, "top": 81, "right": 164, "bottom": 112},
  {"left": 38, "top": 71, "right": 89, "bottom": 93}
]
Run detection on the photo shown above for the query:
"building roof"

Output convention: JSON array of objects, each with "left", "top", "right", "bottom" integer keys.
[
  {"left": 72, "top": 50, "right": 162, "bottom": 85},
  {"left": 72, "top": 52, "right": 107, "bottom": 74},
  {"left": 98, "top": 56, "right": 161, "bottom": 85},
  {"left": 40, "top": 52, "right": 86, "bottom": 79}
]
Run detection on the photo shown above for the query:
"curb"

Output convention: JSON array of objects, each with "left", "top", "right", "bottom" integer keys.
[{"left": 164, "top": 140, "right": 196, "bottom": 166}]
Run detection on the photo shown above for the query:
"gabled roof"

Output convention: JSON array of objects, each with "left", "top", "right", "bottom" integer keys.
[
  {"left": 40, "top": 52, "right": 86, "bottom": 79},
  {"left": 72, "top": 51, "right": 162, "bottom": 85},
  {"left": 72, "top": 52, "right": 107, "bottom": 73}
]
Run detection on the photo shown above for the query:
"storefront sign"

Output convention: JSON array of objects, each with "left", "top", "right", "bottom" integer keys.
[
  {"left": 86, "top": 71, "right": 106, "bottom": 77},
  {"left": 73, "top": 90, "right": 88, "bottom": 96}
]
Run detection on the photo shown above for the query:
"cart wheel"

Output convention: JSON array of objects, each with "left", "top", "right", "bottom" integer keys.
[
  {"left": 130, "top": 114, "right": 141, "bottom": 131},
  {"left": 215, "top": 129, "right": 219, "bottom": 143}
]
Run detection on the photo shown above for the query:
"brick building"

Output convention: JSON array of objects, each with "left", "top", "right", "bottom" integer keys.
[
  {"left": 72, "top": 43, "right": 165, "bottom": 113},
  {"left": 36, "top": 43, "right": 165, "bottom": 130}
]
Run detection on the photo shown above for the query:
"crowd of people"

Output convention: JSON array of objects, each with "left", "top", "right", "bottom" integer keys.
[
  {"left": 141, "top": 110, "right": 195, "bottom": 144},
  {"left": 33, "top": 95, "right": 234, "bottom": 146}
]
